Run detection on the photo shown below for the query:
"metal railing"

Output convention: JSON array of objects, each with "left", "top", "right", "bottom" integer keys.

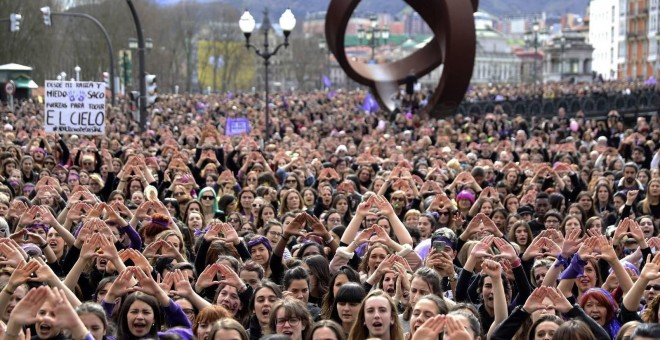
[{"left": 456, "top": 90, "right": 660, "bottom": 119}]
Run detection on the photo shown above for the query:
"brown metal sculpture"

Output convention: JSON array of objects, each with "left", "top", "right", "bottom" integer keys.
[{"left": 325, "top": 0, "right": 479, "bottom": 118}]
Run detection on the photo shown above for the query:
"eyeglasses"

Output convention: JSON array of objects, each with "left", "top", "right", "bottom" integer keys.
[
  {"left": 276, "top": 317, "right": 301, "bottom": 326},
  {"left": 182, "top": 308, "right": 195, "bottom": 317},
  {"left": 438, "top": 211, "right": 450, "bottom": 216},
  {"left": 228, "top": 218, "right": 241, "bottom": 223},
  {"left": 286, "top": 179, "right": 297, "bottom": 184},
  {"left": 391, "top": 197, "right": 405, "bottom": 202},
  {"left": 44, "top": 161, "right": 55, "bottom": 166},
  {"left": 201, "top": 196, "right": 215, "bottom": 201},
  {"left": 545, "top": 219, "right": 559, "bottom": 224},
  {"left": 268, "top": 231, "right": 282, "bottom": 237},
  {"left": 646, "top": 285, "right": 660, "bottom": 291},
  {"left": 174, "top": 192, "right": 185, "bottom": 196}
]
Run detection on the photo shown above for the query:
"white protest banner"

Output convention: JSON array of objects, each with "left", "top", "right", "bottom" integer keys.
[{"left": 44, "top": 80, "right": 106, "bottom": 135}]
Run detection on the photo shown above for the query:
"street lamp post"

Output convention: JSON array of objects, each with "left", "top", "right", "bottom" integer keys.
[
  {"left": 239, "top": 8, "right": 296, "bottom": 141},
  {"left": 75, "top": 65, "right": 81, "bottom": 81},
  {"left": 559, "top": 36, "right": 571, "bottom": 82},
  {"left": 356, "top": 15, "right": 389, "bottom": 63},
  {"left": 532, "top": 22, "right": 539, "bottom": 95},
  {"left": 319, "top": 39, "right": 330, "bottom": 88},
  {"left": 126, "top": 0, "right": 148, "bottom": 132},
  {"left": 40, "top": 7, "right": 115, "bottom": 105}
]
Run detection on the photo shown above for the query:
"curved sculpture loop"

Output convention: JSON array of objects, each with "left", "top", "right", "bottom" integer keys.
[{"left": 325, "top": 0, "right": 479, "bottom": 118}]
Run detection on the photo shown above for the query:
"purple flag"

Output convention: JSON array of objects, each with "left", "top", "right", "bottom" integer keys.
[
  {"left": 322, "top": 75, "right": 332, "bottom": 88},
  {"left": 362, "top": 93, "right": 379, "bottom": 113}
]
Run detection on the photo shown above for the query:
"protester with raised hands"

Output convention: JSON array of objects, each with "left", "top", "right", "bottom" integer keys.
[
  {"left": 103, "top": 266, "right": 192, "bottom": 338},
  {"left": 410, "top": 314, "right": 478, "bottom": 340},
  {"left": 332, "top": 195, "right": 420, "bottom": 277},
  {"left": 624, "top": 253, "right": 660, "bottom": 320},
  {"left": 4, "top": 286, "right": 91, "bottom": 340},
  {"left": 63, "top": 232, "right": 126, "bottom": 300},
  {"left": 455, "top": 235, "right": 531, "bottom": 335},
  {"left": 491, "top": 286, "right": 611, "bottom": 340}
]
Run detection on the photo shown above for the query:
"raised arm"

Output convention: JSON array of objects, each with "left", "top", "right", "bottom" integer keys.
[
  {"left": 483, "top": 259, "right": 508, "bottom": 340},
  {"left": 374, "top": 195, "right": 413, "bottom": 245},
  {"left": 624, "top": 253, "right": 660, "bottom": 312}
]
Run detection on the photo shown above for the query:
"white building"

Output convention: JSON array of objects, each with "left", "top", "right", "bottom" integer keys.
[
  {"left": 417, "top": 12, "right": 521, "bottom": 86},
  {"left": 589, "top": 0, "right": 619, "bottom": 80},
  {"left": 649, "top": 0, "right": 660, "bottom": 73}
]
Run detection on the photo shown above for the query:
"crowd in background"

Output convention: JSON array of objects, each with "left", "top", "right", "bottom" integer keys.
[{"left": 0, "top": 86, "right": 655, "bottom": 340}]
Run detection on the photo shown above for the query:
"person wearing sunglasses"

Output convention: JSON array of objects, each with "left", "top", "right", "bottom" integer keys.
[{"left": 198, "top": 187, "right": 219, "bottom": 223}]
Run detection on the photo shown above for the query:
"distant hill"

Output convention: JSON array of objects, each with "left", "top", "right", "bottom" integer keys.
[{"left": 150, "top": 0, "right": 589, "bottom": 17}]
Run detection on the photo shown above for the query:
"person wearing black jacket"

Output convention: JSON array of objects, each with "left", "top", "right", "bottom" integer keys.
[
  {"left": 455, "top": 235, "right": 531, "bottom": 335},
  {"left": 491, "top": 286, "right": 610, "bottom": 340}
]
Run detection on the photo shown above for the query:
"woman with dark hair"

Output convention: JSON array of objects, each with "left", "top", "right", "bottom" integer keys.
[
  {"left": 248, "top": 281, "right": 283, "bottom": 340},
  {"left": 115, "top": 292, "right": 164, "bottom": 339},
  {"left": 328, "top": 283, "right": 366, "bottom": 336},
  {"left": 320, "top": 266, "right": 361, "bottom": 320},
  {"left": 302, "top": 254, "right": 331, "bottom": 305},
  {"left": 417, "top": 213, "right": 439, "bottom": 241},
  {"left": 105, "top": 268, "right": 191, "bottom": 339},
  {"left": 331, "top": 194, "right": 353, "bottom": 227},
  {"left": 508, "top": 221, "right": 533, "bottom": 253},
  {"left": 548, "top": 193, "right": 566, "bottom": 214},
  {"left": 295, "top": 242, "right": 326, "bottom": 259},
  {"left": 248, "top": 236, "right": 274, "bottom": 279},
  {"left": 235, "top": 189, "right": 257, "bottom": 221},
  {"left": 490, "top": 208, "right": 510, "bottom": 236},
  {"left": 301, "top": 187, "right": 318, "bottom": 210},
  {"left": 76, "top": 302, "right": 112, "bottom": 340},
  {"left": 255, "top": 204, "right": 277, "bottom": 232},
  {"left": 268, "top": 298, "right": 313, "bottom": 340},
  {"left": 405, "top": 295, "right": 448, "bottom": 340},
  {"left": 163, "top": 197, "right": 182, "bottom": 222},
  {"left": 593, "top": 183, "right": 614, "bottom": 217},
  {"left": 400, "top": 268, "right": 446, "bottom": 333},
  {"left": 218, "top": 195, "right": 237, "bottom": 216},
  {"left": 576, "top": 191, "right": 597, "bottom": 220}
]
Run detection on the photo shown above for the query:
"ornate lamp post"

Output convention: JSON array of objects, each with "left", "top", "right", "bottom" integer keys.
[{"left": 239, "top": 8, "right": 296, "bottom": 141}]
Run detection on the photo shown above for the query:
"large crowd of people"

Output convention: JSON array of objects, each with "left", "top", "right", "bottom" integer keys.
[{"left": 0, "top": 86, "right": 657, "bottom": 340}]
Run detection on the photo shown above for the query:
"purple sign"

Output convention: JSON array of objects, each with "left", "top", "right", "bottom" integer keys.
[{"left": 225, "top": 117, "right": 250, "bottom": 136}]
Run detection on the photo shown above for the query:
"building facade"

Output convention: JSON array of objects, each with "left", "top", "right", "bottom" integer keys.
[
  {"left": 589, "top": 0, "right": 620, "bottom": 79},
  {"left": 544, "top": 31, "right": 595, "bottom": 82},
  {"left": 618, "top": 0, "right": 654, "bottom": 80}
]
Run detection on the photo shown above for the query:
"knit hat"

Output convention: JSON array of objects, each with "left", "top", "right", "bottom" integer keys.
[{"left": 456, "top": 190, "right": 475, "bottom": 205}]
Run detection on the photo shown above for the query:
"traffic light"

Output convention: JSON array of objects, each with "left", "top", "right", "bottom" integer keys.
[
  {"left": 40, "top": 6, "right": 52, "bottom": 26},
  {"left": 10, "top": 13, "right": 21, "bottom": 32},
  {"left": 145, "top": 74, "right": 158, "bottom": 106}
]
